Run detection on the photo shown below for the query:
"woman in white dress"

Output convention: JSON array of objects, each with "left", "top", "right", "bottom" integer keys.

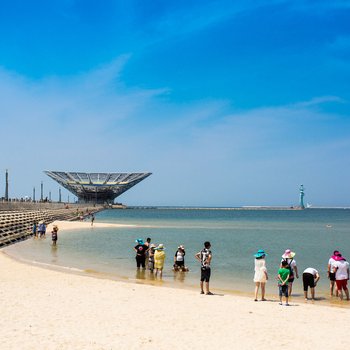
[{"left": 253, "top": 249, "right": 268, "bottom": 301}]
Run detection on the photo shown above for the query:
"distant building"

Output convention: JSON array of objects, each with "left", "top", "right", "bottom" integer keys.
[
  {"left": 45, "top": 171, "right": 151, "bottom": 204},
  {"left": 299, "top": 184, "right": 305, "bottom": 209}
]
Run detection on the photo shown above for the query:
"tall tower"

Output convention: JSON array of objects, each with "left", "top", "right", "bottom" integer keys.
[
  {"left": 5, "top": 169, "right": 9, "bottom": 201},
  {"left": 59, "top": 188, "right": 62, "bottom": 203},
  {"left": 299, "top": 184, "right": 305, "bottom": 209},
  {"left": 40, "top": 181, "right": 43, "bottom": 201},
  {"left": 33, "top": 187, "right": 36, "bottom": 201}
]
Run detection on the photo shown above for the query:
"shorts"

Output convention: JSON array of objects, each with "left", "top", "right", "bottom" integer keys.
[
  {"left": 288, "top": 276, "right": 294, "bottom": 283},
  {"left": 200, "top": 267, "right": 211, "bottom": 282},
  {"left": 329, "top": 272, "right": 336, "bottom": 281},
  {"left": 278, "top": 285, "right": 289, "bottom": 297},
  {"left": 303, "top": 272, "right": 315, "bottom": 291},
  {"left": 336, "top": 279, "right": 348, "bottom": 291},
  {"left": 175, "top": 261, "right": 184, "bottom": 267}
]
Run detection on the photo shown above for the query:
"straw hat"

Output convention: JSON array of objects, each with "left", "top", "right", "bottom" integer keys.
[
  {"left": 178, "top": 245, "right": 185, "bottom": 250},
  {"left": 155, "top": 244, "right": 165, "bottom": 250},
  {"left": 282, "top": 249, "right": 295, "bottom": 259}
]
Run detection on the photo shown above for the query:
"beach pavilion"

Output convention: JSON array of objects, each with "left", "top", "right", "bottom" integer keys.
[{"left": 45, "top": 171, "right": 151, "bottom": 204}]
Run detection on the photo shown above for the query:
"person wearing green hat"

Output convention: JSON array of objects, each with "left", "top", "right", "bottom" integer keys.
[{"left": 253, "top": 249, "right": 268, "bottom": 301}]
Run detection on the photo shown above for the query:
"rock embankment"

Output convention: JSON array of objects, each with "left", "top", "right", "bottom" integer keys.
[{"left": 0, "top": 206, "right": 102, "bottom": 248}]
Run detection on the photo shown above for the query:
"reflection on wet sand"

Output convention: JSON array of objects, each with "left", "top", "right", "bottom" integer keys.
[
  {"left": 50, "top": 246, "right": 58, "bottom": 263},
  {"left": 135, "top": 268, "right": 146, "bottom": 280},
  {"left": 135, "top": 268, "right": 170, "bottom": 282},
  {"left": 173, "top": 270, "right": 188, "bottom": 283}
]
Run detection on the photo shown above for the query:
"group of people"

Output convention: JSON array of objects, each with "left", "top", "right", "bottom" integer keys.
[
  {"left": 32, "top": 221, "right": 59, "bottom": 245},
  {"left": 134, "top": 238, "right": 190, "bottom": 277},
  {"left": 32, "top": 221, "right": 47, "bottom": 238},
  {"left": 254, "top": 248, "right": 349, "bottom": 305},
  {"left": 133, "top": 239, "right": 214, "bottom": 295}
]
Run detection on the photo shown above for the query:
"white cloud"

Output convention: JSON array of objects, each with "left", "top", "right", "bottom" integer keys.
[{"left": 0, "top": 60, "right": 349, "bottom": 206}]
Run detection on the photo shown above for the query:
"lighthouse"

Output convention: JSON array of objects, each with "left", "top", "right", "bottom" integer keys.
[{"left": 299, "top": 184, "right": 305, "bottom": 209}]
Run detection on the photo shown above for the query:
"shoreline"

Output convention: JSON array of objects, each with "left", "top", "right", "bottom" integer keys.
[
  {"left": 1, "top": 244, "right": 350, "bottom": 349},
  {"left": 4, "top": 220, "right": 349, "bottom": 310}
]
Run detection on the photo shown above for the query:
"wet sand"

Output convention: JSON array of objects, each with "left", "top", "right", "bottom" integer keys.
[{"left": 0, "top": 220, "right": 349, "bottom": 349}]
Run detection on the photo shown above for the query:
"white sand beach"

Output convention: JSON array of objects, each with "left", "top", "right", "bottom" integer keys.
[{"left": 1, "top": 221, "right": 349, "bottom": 349}]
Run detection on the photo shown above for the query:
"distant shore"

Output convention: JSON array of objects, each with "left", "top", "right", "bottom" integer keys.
[{"left": 128, "top": 206, "right": 350, "bottom": 210}]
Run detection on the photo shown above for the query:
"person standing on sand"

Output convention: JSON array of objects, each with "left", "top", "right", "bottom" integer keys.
[
  {"left": 277, "top": 260, "right": 290, "bottom": 306},
  {"left": 195, "top": 241, "right": 213, "bottom": 295},
  {"left": 154, "top": 244, "right": 166, "bottom": 277},
  {"left": 253, "top": 249, "right": 268, "bottom": 301},
  {"left": 328, "top": 250, "right": 341, "bottom": 297},
  {"left": 302, "top": 267, "right": 320, "bottom": 300},
  {"left": 51, "top": 225, "right": 58, "bottom": 246},
  {"left": 333, "top": 254, "right": 350, "bottom": 301},
  {"left": 281, "top": 249, "right": 299, "bottom": 296}
]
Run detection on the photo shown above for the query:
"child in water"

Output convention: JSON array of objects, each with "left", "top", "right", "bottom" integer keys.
[{"left": 51, "top": 225, "right": 58, "bottom": 246}]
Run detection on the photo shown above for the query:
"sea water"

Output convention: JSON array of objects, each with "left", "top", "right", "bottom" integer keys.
[{"left": 4, "top": 208, "right": 350, "bottom": 303}]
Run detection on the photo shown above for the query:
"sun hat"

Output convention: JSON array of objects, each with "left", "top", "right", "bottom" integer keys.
[
  {"left": 155, "top": 243, "right": 165, "bottom": 250},
  {"left": 254, "top": 249, "right": 267, "bottom": 258},
  {"left": 135, "top": 239, "right": 144, "bottom": 245},
  {"left": 282, "top": 249, "right": 296, "bottom": 259},
  {"left": 150, "top": 244, "right": 156, "bottom": 248},
  {"left": 178, "top": 245, "right": 185, "bottom": 250},
  {"left": 333, "top": 254, "right": 346, "bottom": 261}
]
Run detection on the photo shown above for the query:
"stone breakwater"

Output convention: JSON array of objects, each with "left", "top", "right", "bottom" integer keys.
[{"left": 0, "top": 205, "right": 103, "bottom": 248}]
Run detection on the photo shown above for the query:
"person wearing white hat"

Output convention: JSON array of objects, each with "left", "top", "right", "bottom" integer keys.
[
  {"left": 38, "top": 221, "right": 46, "bottom": 239},
  {"left": 280, "top": 249, "right": 299, "bottom": 296},
  {"left": 173, "top": 245, "right": 189, "bottom": 272}
]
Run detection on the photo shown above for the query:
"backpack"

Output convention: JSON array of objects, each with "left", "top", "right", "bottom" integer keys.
[{"left": 283, "top": 258, "right": 294, "bottom": 278}]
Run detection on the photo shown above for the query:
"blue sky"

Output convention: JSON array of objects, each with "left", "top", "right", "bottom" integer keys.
[{"left": 1, "top": 0, "right": 350, "bottom": 206}]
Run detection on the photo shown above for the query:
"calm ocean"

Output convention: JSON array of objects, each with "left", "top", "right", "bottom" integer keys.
[{"left": 5, "top": 208, "right": 350, "bottom": 303}]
